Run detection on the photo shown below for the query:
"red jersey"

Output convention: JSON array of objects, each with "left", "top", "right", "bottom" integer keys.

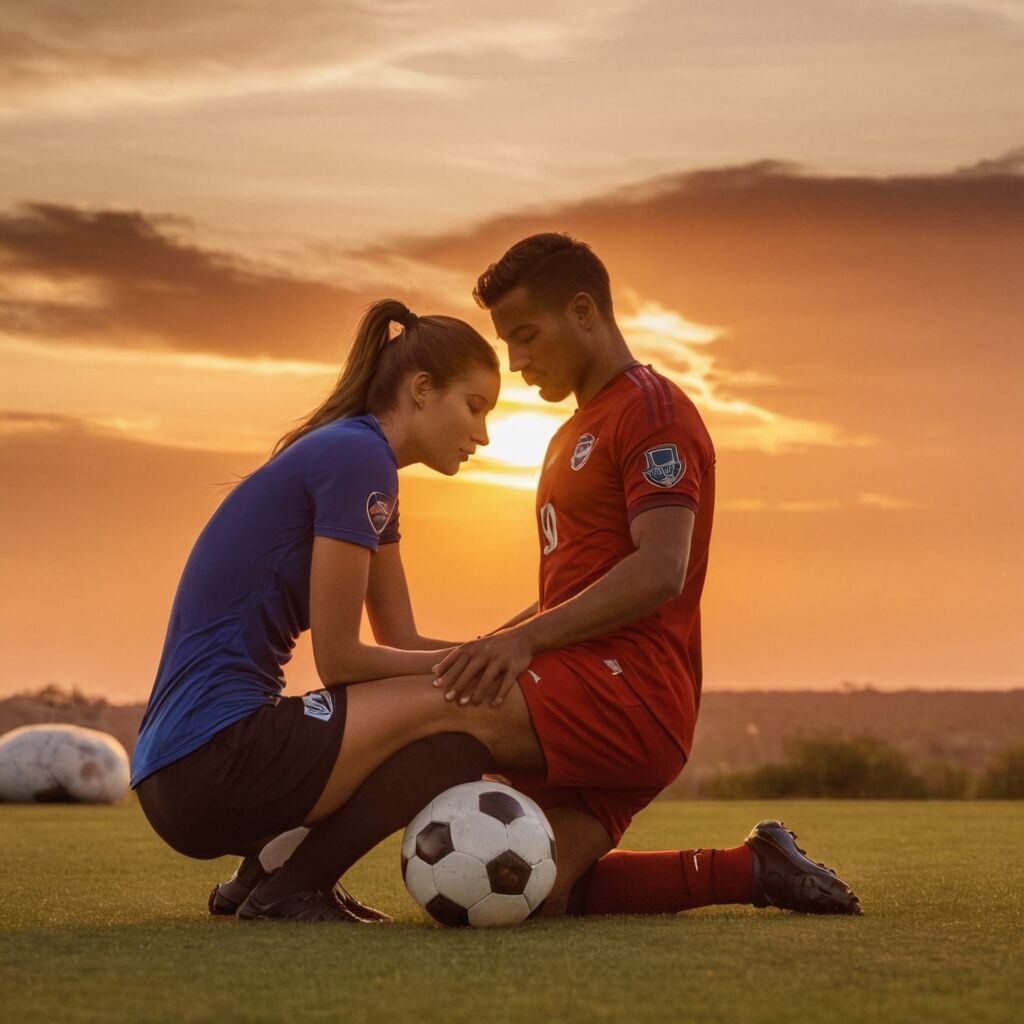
[{"left": 534, "top": 362, "right": 715, "bottom": 754}]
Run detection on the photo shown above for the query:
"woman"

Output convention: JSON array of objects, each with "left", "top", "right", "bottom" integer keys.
[{"left": 132, "top": 299, "right": 505, "bottom": 921}]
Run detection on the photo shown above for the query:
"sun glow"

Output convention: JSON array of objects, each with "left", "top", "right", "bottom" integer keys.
[{"left": 479, "top": 410, "right": 563, "bottom": 469}]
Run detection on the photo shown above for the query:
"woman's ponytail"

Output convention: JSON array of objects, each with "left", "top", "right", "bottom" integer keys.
[{"left": 272, "top": 298, "right": 415, "bottom": 456}]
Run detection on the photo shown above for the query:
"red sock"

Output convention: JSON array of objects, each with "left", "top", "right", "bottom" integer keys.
[{"left": 581, "top": 846, "right": 754, "bottom": 915}]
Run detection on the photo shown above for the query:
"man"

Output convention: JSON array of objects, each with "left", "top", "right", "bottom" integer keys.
[
  {"left": 212, "top": 233, "right": 860, "bottom": 921},
  {"left": 430, "top": 232, "right": 860, "bottom": 917}
]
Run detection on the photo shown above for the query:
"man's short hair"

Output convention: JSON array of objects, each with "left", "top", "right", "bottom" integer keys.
[{"left": 473, "top": 232, "right": 614, "bottom": 316}]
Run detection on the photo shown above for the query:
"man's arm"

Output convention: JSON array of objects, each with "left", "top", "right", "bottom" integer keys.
[
  {"left": 485, "top": 602, "right": 540, "bottom": 635},
  {"left": 432, "top": 506, "right": 695, "bottom": 705}
]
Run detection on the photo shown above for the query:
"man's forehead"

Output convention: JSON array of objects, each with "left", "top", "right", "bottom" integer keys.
[{"left": 490, "top": 285, "right": 544, "bottom": 337}]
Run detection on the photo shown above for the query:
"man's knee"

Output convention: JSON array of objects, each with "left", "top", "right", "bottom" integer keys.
[{"left": 438, "top": 684, "right": 543, "bottom": 771}]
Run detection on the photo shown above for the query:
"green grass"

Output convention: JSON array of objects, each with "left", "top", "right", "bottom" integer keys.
[{"left": 2, "top": 799, "right": 1022, "bottom": 1023}]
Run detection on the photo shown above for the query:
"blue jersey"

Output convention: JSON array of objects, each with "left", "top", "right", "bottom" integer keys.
[{"left": 131, "top": 415, "right": 399, "bottom": 787}]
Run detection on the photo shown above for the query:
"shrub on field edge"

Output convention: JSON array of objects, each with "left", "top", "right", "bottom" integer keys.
[
  {"left": 977, "top": 745, "right": 1024, "bottom": 798},
  {"left": 704, "top": 734, "right": 930, "bottom": 799}
]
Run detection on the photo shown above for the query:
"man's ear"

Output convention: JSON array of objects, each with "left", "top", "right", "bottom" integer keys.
[{"left": 571, "top": 291, "right": 597, "bottom": 329}]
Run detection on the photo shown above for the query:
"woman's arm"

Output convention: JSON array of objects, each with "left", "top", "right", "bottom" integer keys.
[
  {"left": 364, "top": 543, "right": 459, "bottom": 650},
  {"left": 310, "top": 536, "right": 450, "bottom": 684}
]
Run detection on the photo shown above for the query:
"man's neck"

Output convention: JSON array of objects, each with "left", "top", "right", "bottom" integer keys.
[{"left": 575, "top": 332, "right": 637, "bottom": 407}]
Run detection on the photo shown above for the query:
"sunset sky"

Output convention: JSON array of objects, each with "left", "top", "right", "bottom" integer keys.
[{"left": 1, "top": 0, "right": 1022, "bottom": 701}]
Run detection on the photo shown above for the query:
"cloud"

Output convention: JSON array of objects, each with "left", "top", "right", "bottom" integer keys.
[
  {"left": 955, "top": 146, "right": 1024, "bottom": 177},
  {"left": 858, "top": 492, "right": 917, "bottom": 510},
  {"left": 3, "top": 155, "right": 1022, "bottom": 467},
  {"left": 618, "top": 297, "right": 871, "bottom": 453},
  {"left": 0, "top": 410, "right": 79, "bottom": 436},
  {"left": 0, "top": 1, "right": 631, "bottom": 116},
  {"left": 0, "top": 203, "right": 388, "bottom": 360}
]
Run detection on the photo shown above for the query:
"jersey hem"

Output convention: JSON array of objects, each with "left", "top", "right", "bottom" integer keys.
[
  {"left": 130, "top": 699, "right": 275, "bottom": 788},
  {"left": 313, "top": 525, "right": 381, "bottom": 550},
  {"left": 627, "top": 493, "right": 698, "bottom": 521}
]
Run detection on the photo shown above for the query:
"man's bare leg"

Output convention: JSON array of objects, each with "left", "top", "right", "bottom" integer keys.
[{"left": 538, "top": 807, "right": 614, "bottom": 917}]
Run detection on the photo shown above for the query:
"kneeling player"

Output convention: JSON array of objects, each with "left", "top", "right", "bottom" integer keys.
[{"left": 210, "top": 234, "right": 860, "bottom": 920}]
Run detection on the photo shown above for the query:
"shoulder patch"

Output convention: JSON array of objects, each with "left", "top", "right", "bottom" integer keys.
[
  {"left": 366, "top": 491, "right": 396, "bottom": 535},
  {"left": 642, "top": 444, "right": 685, "bottom": 488},
  {"left": 570, "top": 433, "right": 597, "bottom": 470}
]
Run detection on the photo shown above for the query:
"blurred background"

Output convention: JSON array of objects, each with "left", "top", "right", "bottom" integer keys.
[{"left": 1, "top": 0, "right": 1022, "bottom": 708}]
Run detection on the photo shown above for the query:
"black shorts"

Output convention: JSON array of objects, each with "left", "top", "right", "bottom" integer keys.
[{"left": 136, "top": 688, "right": 346, "bottom": 859}]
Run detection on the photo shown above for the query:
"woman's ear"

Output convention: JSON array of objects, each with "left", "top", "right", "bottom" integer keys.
[{"left": 410, "top": 370, "right": 432, "bottom": 410}]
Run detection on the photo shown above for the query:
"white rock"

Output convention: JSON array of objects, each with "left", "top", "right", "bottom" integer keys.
[{"left": 0, "top": 724, "right": 130, "bottom": 803}]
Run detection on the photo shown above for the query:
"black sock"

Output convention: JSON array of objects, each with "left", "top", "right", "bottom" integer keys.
[
  {"left": 231, "top": 855, "right": 267, "bottom": 888},
  {"left": 255, "top": 732, "right": 494, "bottom": 901}
]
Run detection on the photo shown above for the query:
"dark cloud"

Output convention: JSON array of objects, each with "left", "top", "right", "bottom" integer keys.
[
  {"left": 0, "top": 204, "right": 388, "bottom": 360},
  {"left": 0, "top": 409, "right": 77, "bottom": 428},
  {"left": 955, "top": 146, "right": 1024, "bottom": 177},
  {"left": 3, "top": 154, "right": 1022, "bottom": 394},
  {"left": 414, "top": 154, "right": 1024, "bottom": 443}
]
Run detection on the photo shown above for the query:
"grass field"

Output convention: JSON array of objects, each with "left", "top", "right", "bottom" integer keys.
[{"left": 2, "top": 798, "right": 1022, "bottom": 1023}]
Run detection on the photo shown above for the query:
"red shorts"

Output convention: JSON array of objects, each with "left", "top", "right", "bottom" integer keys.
[{"left": 504, "top": 645, "right": 689, "bottom": 844}]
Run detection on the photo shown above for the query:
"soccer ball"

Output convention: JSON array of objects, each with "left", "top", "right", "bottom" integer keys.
[
  {"left": 401, "top": 780, "right": 557, "bottom": 927},
  {"left": 0, "top": 724, "right": 130, "bottom": 803}
]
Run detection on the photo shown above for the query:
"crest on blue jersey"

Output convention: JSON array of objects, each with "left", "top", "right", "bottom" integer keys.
[
  {"left": 302, "top": 689, "right": 335, "bottom": 722},
  {"left": 570, "top": 433, "right": 597, "bottom": 471},
  {"left": 366, "top": 491, "right": 396, "bottom": 535},
  {"left": 642, "top": 444, "right": 685, "bottom": 488}
]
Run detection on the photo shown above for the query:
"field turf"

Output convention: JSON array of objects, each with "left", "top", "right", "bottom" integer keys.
[{"left": 2, "top": 798, "right": 1021, "bottom": 1023}]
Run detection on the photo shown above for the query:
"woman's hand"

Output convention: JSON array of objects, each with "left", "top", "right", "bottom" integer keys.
[{"left": 432, "top": 628, "right": 535, "bottom": 707}]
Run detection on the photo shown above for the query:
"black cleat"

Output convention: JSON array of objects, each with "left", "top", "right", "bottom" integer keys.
[
  {"left": 745, "top": 820, "right": 862, "bottom": 915},
  {"left": 208, "top": 858, "right": 269, "bottom": 917},
  {"left": 335, "top": 884, "right": 392, "bottom": 923},
  {"left": 210, "top": 868, "right": 391, "bottom": 922},
  {"left": 236, "top": 882, "right": 362, "bottom": 923}
]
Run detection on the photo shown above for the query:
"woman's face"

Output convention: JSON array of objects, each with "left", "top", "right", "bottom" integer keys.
[{"left": 416, "top": 364, "right": 500, "bottom": 475}]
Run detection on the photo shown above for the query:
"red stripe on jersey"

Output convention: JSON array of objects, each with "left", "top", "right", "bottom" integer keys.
[
  {"left": 627, "top": 366, "right": 677, "bottom": 430},
  {"left": 626, "top": 368, "right": 661, "bottom": 429},
  {"left": 652, "top": 372, "right": 677, "bottom": 427}
]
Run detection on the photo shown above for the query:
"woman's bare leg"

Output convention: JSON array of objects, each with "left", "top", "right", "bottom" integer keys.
[{"left": 305, "top": 673, "right": 544, "bottom": 825}]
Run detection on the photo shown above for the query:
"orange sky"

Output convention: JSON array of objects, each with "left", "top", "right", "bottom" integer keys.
[{"left": 1, "top": 2, "right": 1022, "bottom": 699}]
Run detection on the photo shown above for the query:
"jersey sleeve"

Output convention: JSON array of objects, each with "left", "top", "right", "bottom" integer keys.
[
  {"left": 615, "top": 384, "right": 715, "bottom": 522},
  {"left": 306, "top": 433, "right": 400, "bottom": 551}
]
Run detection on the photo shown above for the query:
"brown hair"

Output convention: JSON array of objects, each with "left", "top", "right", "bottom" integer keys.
[
  {"left": 273, "top": 298, "right": 498, "bottom": 456},
  {"left": 473, "top": 232, "right": 613, "bottom": 316}
]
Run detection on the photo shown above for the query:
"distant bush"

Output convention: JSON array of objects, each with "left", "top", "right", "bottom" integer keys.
[
  {"left": 976, "top": 746, "right": 1024, "bottom": 798},
  {"left": 918, "top": 760, "right": 972, "bottom": 800},
  {"left": 13, "top": 684, "right": 107, "bottom": 709},
  {"left": 704, "top": 734, "right": 930, "bottom": 799}
]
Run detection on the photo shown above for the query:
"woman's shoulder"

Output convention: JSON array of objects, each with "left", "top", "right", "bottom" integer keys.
[{"left": 288, "top": 416, "right": 393, "bottom": 461}]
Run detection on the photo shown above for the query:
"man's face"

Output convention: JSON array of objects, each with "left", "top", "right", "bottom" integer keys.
[{"left": 489, "top": 284, "right": 589, "bottom": 403}]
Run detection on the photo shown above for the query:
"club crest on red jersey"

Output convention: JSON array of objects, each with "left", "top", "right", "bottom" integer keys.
[
  {"left": 366, "top": 491, "right": 396, "bottom": 535},
  {"left": 642, "top": 444, "right": 685, "bottom": 488},
  {"left": 570, "top": 433, "right": 597, "bottom": 471}
]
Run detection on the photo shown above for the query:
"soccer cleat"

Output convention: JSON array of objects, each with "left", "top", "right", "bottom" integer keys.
[
  {"left": 335, "top": 885, "right": 392, "bottom": 923},
  {"left": 209, "top": 875, "right": 260, "bottom": 916},
  {"left": 208, "top": 857, "right": 269, "bottom": 917},
  {"left": 745, "top": 820, "right": 862, "bottom": 915},
  {"left": 212, "top": 865, "right": 392, "bottom": 922},
  {"left": 236, "top": 883, "right": 363, "bottom": 923}
]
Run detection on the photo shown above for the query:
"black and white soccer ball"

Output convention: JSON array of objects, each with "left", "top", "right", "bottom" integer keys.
[{"left": 401, "top": 780, "right": 557, "bottom": 927}]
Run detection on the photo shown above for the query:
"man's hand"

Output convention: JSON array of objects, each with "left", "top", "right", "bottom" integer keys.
[{"left": 432, "top": 628, "right": 535, "bottom": 707}]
